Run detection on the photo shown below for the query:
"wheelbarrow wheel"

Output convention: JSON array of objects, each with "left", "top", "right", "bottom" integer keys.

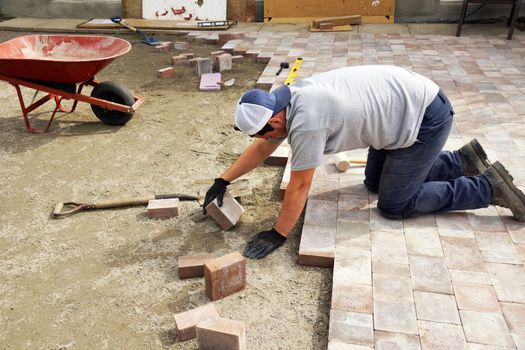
[{"left": 90, "top": 81, "right": 134, "bottom": 126}]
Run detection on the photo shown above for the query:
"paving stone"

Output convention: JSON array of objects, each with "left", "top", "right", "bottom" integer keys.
[
  {"left": 418, "top": 321, "right": 467, "bottom": 350},
  {"left": 405, "top": 230, "right": 443, "bottom": 257},
  {"left": 480, "top": 250, "right": 524, "bottom": 265},
  {"left": 466, "top": 344, "right": 516, "bottom": 350},
  {"left": 371, "top": 231, "right": 408, "bottom": 265},
  {"left": 205, "top": 191, "right": 244, "bottom": 230},
  {"left": 216, "top": 53, "right": 233, "bottom": 72},
  {"left": 297, "top": 224, "right": 335, "bottom": 267},
  {"left": 336, "top": 222, "right": 370, "bottom": 249},
  {"left": 173, "top": 41, "right": 189, "bottom": 51},
  {"left": 157, "top": 66, "right": 175, "bottom": 78},
  {"left": 232, "top": 55, "right": 244, "bottom": 63},
  {"left": 501, "top": 302, "right": 525, "bottom": 338},
  {"left": 373, "top": 272, "right": 413, "bottom": 304},
  {"left": 147, "top": 198, "right": 179, "bottom": 218},
  {"left": 453, "top": 282, "right": 501, "bottom": 314},
  {"left": 304, "top": 199, "right": 338, "bottom": 228},
  {"left": 413, "top": 291, "right": 461, "bottom": 324},
  {"left": 328, "top": 342, "right": 372, "bottom": 350},
  {"left": 374, "top": 331, "right": 421, "bottom": 350},
  {"left": 196, "top": 317, "right": 246, "bottom": 350},
  {"left": 338, "top": 195, "right": 370, "bottom": 223},
  {"left": 486, "top": 263, "right": 525, "bottom": 303},
  {"left": 474, "top": 231, "right": 518, "bottom": 253},
  {"left": 441, "top": 236, "right": 485, "bottom": 272},
  {"left": 204, "top": 252, "right": 246, "bottom": 301},
  {"left": 331, "top": 280, "right": 373, "bottom": 314},
  {"left": 374, "top": 299, "right": 418, "bottom": 335},
  {"left": 435, "top": 212, "right": 474, "bottom": 238},
  {"left": 171, "top": 54, "right": 188, "bottom": 65},
  {"left": 173, "top": 303, "right": 220, "bottom": 341},
  {"left": 308, "top": 178, "right": 338, "bottom": 201},
  {"left": 467, "top": 207, "right": 506, "bottom": 232},
  {"left": 328, "top": 310, "right": 373, "bottom": 346},
  {"left": 460, "top": 310, "right": 515, "bottom": 347},
  {"left": 195, "top": 58, "right": 213, "bottom": 76},
  {"left": 333, "top": 248, "right": 372, "bottom": 286},
  {"left": 178, "top": 253, "right": 215, "bottom": 279},
  {"left": 369, "top": 206, "right": 404, "bottom": 233},
  {"left": 449, "top": 269, "right": 492, "bottom": 285},
  {"left": 409, "top": 255, "right": 453, "bottom": 294}
]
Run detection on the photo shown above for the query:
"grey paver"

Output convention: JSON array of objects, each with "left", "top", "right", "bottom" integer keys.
[
  {"left": 374, "top": 331, "right": 421, "bottom": 350},
  {"left": 486, "top": 263, "right": 525, "bottom": 303},
  {"left": 453, "top": 282, "right": 501, "bottom": 314},
  {"left": 328, "top": 310, "right": 373, "bottom": 346},
  {"left": 374, "top": 300, "right": 418, "bottom": 335}
]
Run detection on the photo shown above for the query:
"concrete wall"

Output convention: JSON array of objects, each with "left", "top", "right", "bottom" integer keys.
[
  {"left": 396, "top": 0, "right": 524, "bottom": 23},
  {"left": 0, "top": 0, "right": 523, "bottom": 22},
  {"left": 0, "top": 0, "right": 121, "bottom": 19}
]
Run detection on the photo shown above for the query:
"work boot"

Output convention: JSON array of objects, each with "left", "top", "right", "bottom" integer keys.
[
  {"left": 458, "top": 138, "right": 491, "bottom": 176},
  {"left": 482, "top": 161, "right": 525, "bottom": 222}
]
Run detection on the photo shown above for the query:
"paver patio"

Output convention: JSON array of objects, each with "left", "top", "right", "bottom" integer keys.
[{"left": 193, "top": 29, "right": 525, "bottom": 349}]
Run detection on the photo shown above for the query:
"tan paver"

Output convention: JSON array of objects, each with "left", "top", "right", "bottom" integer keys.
[
  {"left": 460, "top": 310, "right": 515, "bottom": 347},
  {"left": 405, "top": 230, "right": 444, "bottom": 257},
  {"left": 486, "top": 263, "right": 525, "bottom": 303},
  {"left": 449, "top": 269, "right": 492, "bottom": 285},
  {"left": 336, "top": 222, "right": 370, "bottom": 249},
  {"left": 409, "top": 255, "right": 453, "bottom": 294},
  {"left": 374, "top": 300, "right": 418, "bottom": 335},
  {"left": 474, "top": 231, "right": 518, "bottom": 253},
  {"left": 501, "top": 302, "right": 525, "bottom": 347},
  {"left": 371, "top": 231, "right": 408, "bottom": 265},
  {"left": 331, "top": 281, "right": 373, "bottom": 314},
  {"left": 413, "top": 291, "right": 461, "bottom": 324},
  {"left": 453, "top": 282, "right": 501, "bottom": 314},
  {"left": 374, "top": 331, "right": 421, "bottom": 350},
  {"left": 328, "top": 310, "right": 374, "bottom": 346},
  {"left": 435, "top": 212, "right": 474, "bottom": 238},
  {"left": 441, "top": 236, "right": 486, "bottom": 272},
  {"left": 418, "top": 321, "right": 467, "bottom": 350}
]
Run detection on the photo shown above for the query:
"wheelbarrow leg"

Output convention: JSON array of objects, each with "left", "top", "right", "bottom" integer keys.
[{"left": 11, "top": 82, "right": 60, "bottom": 134}]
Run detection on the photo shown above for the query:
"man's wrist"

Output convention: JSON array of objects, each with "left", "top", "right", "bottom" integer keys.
[
  {"left": 215, "top": 177, "right": 230, "bottom": 186},
  {"left": 272, "top": 226, "right": 288, "bottom": 238}
]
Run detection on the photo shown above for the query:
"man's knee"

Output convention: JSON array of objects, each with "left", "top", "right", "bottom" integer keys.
[{"left": 377, "top": 201, "right": 413, "bottom": 220}]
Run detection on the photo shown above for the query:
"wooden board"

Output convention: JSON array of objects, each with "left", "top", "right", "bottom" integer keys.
[
  {"left": 265, "top": 16, "right": 394, "bottom": 24},
  {"left": 121, "top": 0, "right": 142, "bottom": 18},
  {"left": 77, "top": 18, "right": 230, "bottom": 30},
  {"left": 313, "top": 15, "right": 362, "bottom": 28},
  {"left": 143, "top": 0, "right": 226, "bottom": 21},
  {"left": 265, "top": 0, "right": 394, "bottom": 19},
  {"left": 309, "top": 24, "right": 354, "bottom": 32}
]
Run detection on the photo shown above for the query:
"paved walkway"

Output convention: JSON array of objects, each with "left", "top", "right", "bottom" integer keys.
[{"left": 197, "top": 29, "right": 525, "bottom": 349}]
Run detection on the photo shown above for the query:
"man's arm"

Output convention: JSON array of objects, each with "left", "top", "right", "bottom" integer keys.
[
  {"left": 274, "top": 168, "right": 316, "bottom": 236},
  {"left": 220, "top": 139, "right": 281, "bottom": 182}
]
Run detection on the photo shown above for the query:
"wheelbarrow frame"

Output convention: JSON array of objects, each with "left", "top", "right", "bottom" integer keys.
[{"left": 0, "top": 73, "right": 144, "bottom": 133}]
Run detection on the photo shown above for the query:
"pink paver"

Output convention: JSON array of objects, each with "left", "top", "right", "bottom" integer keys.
[{"left": 199, "top": 73, "right": 222, "bottom": 91}]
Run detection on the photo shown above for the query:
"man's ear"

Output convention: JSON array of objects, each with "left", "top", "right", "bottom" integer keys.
[{"left": 268, "top": 110, "right": 286, "bottom": 127}]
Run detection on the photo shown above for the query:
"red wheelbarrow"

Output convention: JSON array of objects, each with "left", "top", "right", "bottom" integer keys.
[{"left": 0, "top": 34, "right": 144, "bottom": 133}]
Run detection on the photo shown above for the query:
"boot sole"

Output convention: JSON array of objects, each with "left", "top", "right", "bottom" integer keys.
[
  {"left": 493, "top": 161, "right": 525, "bottom": 221},
  {"left": 468, "top": 139, "right": 491, "bottom": 172}
]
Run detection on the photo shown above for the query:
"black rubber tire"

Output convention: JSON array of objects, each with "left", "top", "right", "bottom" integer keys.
[{"left": 90, "top": 81, "right": 135, "bottom": 126}]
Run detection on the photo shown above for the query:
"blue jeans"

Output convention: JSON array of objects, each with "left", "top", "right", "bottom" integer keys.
[{"left": 364, "top": 90, "right": 492, "bottom": 219}]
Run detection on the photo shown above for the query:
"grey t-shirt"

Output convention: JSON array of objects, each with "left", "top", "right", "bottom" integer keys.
[{"left": 286, "top": 65, "right": 440, "bottom": 171}]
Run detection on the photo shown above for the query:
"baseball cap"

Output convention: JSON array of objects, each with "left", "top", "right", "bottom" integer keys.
[{"left": 234, "top": 85, "right": 291, "bottom": 136}]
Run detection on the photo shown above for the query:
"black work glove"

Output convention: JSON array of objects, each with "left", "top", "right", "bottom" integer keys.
[
  {"left": 203, "top": 178, "right": 230, "bottom": 214},
  {"left": 244, "top": 228, "right": 287, "bottom": 259}
]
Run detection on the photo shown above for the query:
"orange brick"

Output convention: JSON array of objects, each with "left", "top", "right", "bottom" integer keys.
[
  {"left": 197, "top": 317, "right": 246, "bottom": 350},
  {"left": 173, "top": 303, "right": 219, "bottom": 341},
  {"left": 155, "top": 43, "right": 171, "bottom": 52},
  {"left": 157, "top": 67, "right": 175, "bottom": 78},
  {"left": 205, "top": 191, "right": 244, "bottom": 230},
  {"left": 147, "top": 198, "right": 179, "bottom": 217},
  {"left": 204, "top": 252, "right": 246, "bottom": 301},
  {"left": 178, "top": 253, "right": 215, "bottom": 279},
  {"left": 232, "top": 55, "right": 244, "bottom": 63},
  {"left": 171, "top": 54, "right": 188, "bottom": 66}
]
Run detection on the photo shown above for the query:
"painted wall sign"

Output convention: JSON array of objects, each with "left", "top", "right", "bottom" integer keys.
[{"left": 142, "top": 0, "right": 227, "bottom": 21}]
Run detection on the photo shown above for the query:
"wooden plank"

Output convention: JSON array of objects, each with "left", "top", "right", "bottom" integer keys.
[
  {"left": 265, "top": 16, "right": 395, "bottom": 24},
  {"left": 121, "top": 0, "right": 142, "bottom": 18},
  {"left": 313, "top": 15, "right": 362, "bottom": 28},
  {"left": 265, "top": 0, "right": 395, "bottom": 18},
  {"left": 309, "top": 25, "right": 354, "bottom": 32}
]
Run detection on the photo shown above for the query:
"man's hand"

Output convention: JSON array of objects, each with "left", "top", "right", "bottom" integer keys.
[
  {"left": 244, "top": 228, "right": 287, "bottom": 259},
  {"left": 203, "top": 178, "right": 230, "bottom": 214}
]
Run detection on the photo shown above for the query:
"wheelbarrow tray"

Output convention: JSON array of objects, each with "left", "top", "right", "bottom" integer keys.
[{"left": 0, "top": 34, "right": 131, "bottom": 83}]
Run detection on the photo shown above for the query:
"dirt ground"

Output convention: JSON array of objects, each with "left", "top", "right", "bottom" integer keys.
[{"left": 0, "top": 31, "right": 331, "bottom": 349}]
